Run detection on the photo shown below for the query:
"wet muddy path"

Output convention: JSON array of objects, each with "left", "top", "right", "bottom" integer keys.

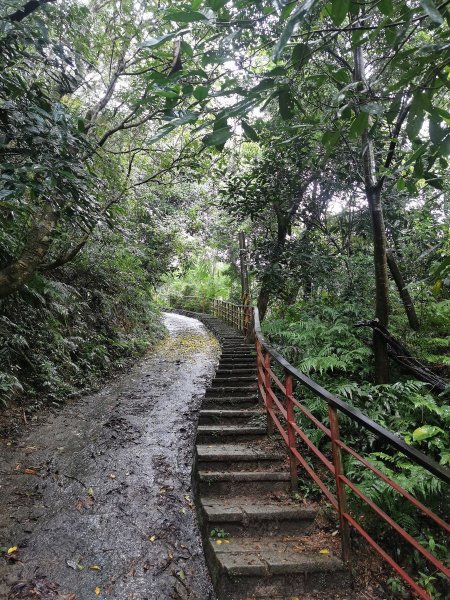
[{"left": 0, "top": 313, "right": 220, "bottom": 600}]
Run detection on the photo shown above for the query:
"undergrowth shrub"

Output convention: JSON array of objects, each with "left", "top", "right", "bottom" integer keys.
[
  {"left": 0, "top": 232, "right": 165, "bottom": 411},
  {"left": 263, "top": 297, "right": 449, "bottom": 596}
]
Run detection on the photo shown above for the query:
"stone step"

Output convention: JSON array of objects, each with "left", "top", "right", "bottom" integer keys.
[
  {"left": 198, "top": 471, "right": 291, "bottom": 496},
  {"left": 201, "top": 498, "right": 316, "bottom": 536},
  {"left": 216, "top": 368, "right": 256, "bottom": 375},
  {"left": 197, "top": 425, "right": 266, "bottom": 443},
  {"left": 205, "top": 385, "right": 258, "bottom": 397},
  {"left": 198, "top": 409, "right": 264, "bottom": 426},
  {"left": 197, "top": 441, "right": 280, "bottom": 470},
  {"left": 202, "top": 396, "right": 259, "bottom": 409},
  {"left": 211, "top": 376, "right": 257, "bottom": 387},
  {"left": 207, "top": 537, "right": 350, "bottom": 599}
]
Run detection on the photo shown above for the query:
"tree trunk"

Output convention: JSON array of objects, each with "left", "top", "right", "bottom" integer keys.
[
  {"left": 367, "top": 184, "right": 390, "bottom": 383},
  {"left": 354, "top": 41, "right": 390, "bottom": 384},
  {"left": 257, "top": 281, "right": 271, "bottom": 322},
  {"left": 0, "top": 204, "right": 57, "bottom": 298},
  {"left": 387, "top": 249, "right": 420, "bottom": 331}
]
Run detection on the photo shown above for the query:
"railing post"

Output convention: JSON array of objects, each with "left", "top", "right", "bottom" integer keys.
[
  {"left": 264, "top": 352, "right": 273, "bottom": 435},
  {"left": 328, "top": 404, "right": 351, "bottom": 564},
  {"left": 285, "top": 372, "right": 298, "bottom": 492}
]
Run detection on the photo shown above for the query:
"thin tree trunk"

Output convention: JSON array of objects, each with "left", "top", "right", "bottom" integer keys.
[
  {"left": 354, "top": 42, "right": 390, "bottom": 384},
  {"left": 0, "top": 203, "right": 57, "bottom": 298},
  {"left": 387, "top": 249, "right": 420, "bottom": 331}
]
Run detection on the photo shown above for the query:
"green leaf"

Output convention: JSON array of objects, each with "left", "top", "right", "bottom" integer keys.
[
  {"left": 406, "top": 107, "right": 424, "bottom": 142},
  {"left": 164, "top": 10, "right": 209, "bottom": 23},
  {"left": 378, "top": 0, "right": 393, "bottom": 16},
  {"left": 180, "top": 40, "right": 193, "bottom": 57},
  {"left": 191, "top": 0, "right": 202, "bottom": 8},
  {"left": 349, "top": 112, "right": 369, "bottom": 138},
  {"left": 321, "top": 130, "right": 340, "bottom": 158},
  {"left": 202, "top": 127, "right": 232, "bottom": 147},
  {"left": 193, "top": 85, "right": 209, "bottom": 101},
  {"left": 278, "top": 89, "right": 295, "bottom": 120},
  {"left": 210, "top": 0, "right": 228, "bottom": 10},
  {"left": 360, "top": 103, "right": 384, "bottom": 116},
  {"left": 412, "top": 425, "right": 444, "bottom": 441},
  {"left": 273, "top": 0, "right": 318, "bottom": 60},
  {"left": 429, "top": 116, "right": 446, "bottom": 145},
  {"left": 419, "top": 0, "right": 443, "bottom": 24},
  {"left": 139, "top": 31, "right": 185, "bottom": 48},
  {"left": 241, "top": 120, "right": 259, "bottom": 141},
  {"left": 331, "top": 0, "right": 350, "bottom": 26},
  {"left": 292, "top": 43, "right": 311, "bottom": 70}
]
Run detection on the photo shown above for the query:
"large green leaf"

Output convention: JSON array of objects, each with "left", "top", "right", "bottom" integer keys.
[
  {"left": 419, "top": 0, "right": 443, "bottom": 24},
  {"left": 139, "top": 31, "right": 186, "bottom": 48},
  {"left": 273, "top": 0, "right": 318, "bottom": 60},
  {"left": 202, "top": 126, "right": 232, "bottom": 147},
  {"left": 241, "top": 120, "right": 259, "bottom": 141},
  {"left": 292, "top": 43, "right": 311, "bottom": 70},
  {"left": 378, "top": 0, "right": 393, "bottom": 16},
  {"left": 193, "top": 85, "right": 209, "bottom": 101},
  {"left": 278, "top": 88, "right": 295, "bottom": 120},
  {"left": 412, "top": 425, "right": 444, "bottom": 441},
  {"left": 349, "top": 112, "right": 369, "bottom": 138},
  {"left": 331, "top": 0, "right": 349, "bottom": 26}
]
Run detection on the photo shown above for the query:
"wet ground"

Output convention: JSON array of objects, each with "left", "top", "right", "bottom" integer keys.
[{"left": 0, "top": 313, "right": 220, "bottom": 600}]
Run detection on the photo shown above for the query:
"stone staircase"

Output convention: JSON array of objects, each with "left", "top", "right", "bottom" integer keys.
[{"left": 193, "top": 314, "right": 351, "bottom": 600}]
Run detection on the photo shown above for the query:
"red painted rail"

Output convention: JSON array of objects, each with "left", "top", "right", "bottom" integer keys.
[{"left": 212, "top": 298, "right": 450, "bottom": 600}]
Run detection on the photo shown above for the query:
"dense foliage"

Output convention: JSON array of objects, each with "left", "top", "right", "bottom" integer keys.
[{"left": 0, "top": 0, "right": 449, "bottom": 595}]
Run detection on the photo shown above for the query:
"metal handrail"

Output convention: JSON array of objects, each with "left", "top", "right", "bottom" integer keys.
[
  {"left": 253, "top": 307, "right": 449, "bottom": 485},
  {"left": 251, "top": 305, "right": 450, "bottom": 600}
]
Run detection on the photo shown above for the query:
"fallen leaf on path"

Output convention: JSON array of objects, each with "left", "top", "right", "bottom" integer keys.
[
  {"left": 215, "top": 540, "right": 222, "bottom": 545},
  {"left": 90, "top": 565, "right": 101, "bottom": 571},
  {"left": 149, "top": 535, "right": 157, "bottom": 542},
  {"left": 177, "top": 570, "right": 186, "bottom": 581},
  {"left": 66, "top": 559, "right": 83, "bottom": 570},
  {"left": 24, "top": 468, "right": 38, "bottom": 475},
  {"left": 7, "top": 546, "right": 18, "bottom": 554},
  {"left": 319, "top": 549, "right": 330, "bottom": 554},
  {"left": 109, "top": 474, "right": 116, "bottom": 479},
  {"left": 87, "top": 487, "right": 95, "bottom": 498},
  {"left": 95, "top": 586, "right": 101, "bottom": 596}
]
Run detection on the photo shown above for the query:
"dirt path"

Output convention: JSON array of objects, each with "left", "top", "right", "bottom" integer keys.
[{"left": 0, "top": 313, "right": 220, "bottom": 600}]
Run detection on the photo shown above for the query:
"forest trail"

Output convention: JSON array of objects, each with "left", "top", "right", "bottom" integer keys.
[{"left": 0, "top": 313, "right": 220, "bottom": 600}]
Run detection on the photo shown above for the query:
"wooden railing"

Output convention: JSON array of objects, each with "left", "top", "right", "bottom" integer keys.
[{"left": 251, "top": 305, "right": 449, "bottom": 600}]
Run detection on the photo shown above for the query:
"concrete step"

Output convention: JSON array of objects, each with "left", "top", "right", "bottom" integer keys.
[
  {"left": 198, "top": 471, "right": 291, "bottom": 496},
  {"left": 212, "top": 376, "right": 257, "bottom": 387},
  {"left": 216, "top": 368, "right": 256, "bottom": 375},
  {"left": 198, "top": 409, "right": 265, "bottom": 426},
  {"left": 197, "top": 441, "right": 280, "bottom": 470},
  {"left": 197, "top": 424, "right": 266, "bottom": 443},
  {"left": 207, "top": 537, "right": 350, "bottom": 599},
  {"left": 201, "top": 498, "right": 316, "bottom": 536},
  {"left": 202, "top": 396, "right": 259, "bottom": 409},
  {"left": 205, "top": 385, "right": 258, "bottom": 397}
]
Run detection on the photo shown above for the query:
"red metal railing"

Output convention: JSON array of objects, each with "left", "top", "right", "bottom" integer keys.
[
  {"left": 215, "top": 299, "right": 450, "bottom": 599},
  {"left": 211, "top": 298, "right": 252, "bottom": 334}
]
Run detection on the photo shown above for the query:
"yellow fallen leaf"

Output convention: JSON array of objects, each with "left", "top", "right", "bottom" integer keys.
[
  {"left": 149, "top": 535, "right": 156, "bottom": 542},
  {"left": 7, "top": 546, "right": 17, "bottom": 554},
  {"left": 223, "top": 540, "right": 230, "bottom": 544},
  {"left": 319, "top": 549, "right": 330, "bottom": 554},
  {"left": 90, "top": 565, "right": 101, "bottom": 571},
  {"left": 95, "top": 587, "right": 101, "bottom": 596},
  {"left": 215, "top": 540, "right": 222, "bottom": 545},
  {"left": 87, "top": 487, "right": 94, "bottom": 497}
]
